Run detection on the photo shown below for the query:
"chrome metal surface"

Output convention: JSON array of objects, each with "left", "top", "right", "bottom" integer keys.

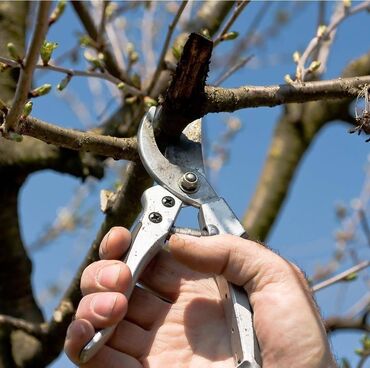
[
  {"left": 199, "top": 198, "right": 262, "bottom": 368},
  {"left": 79, "top": 186, "right": 182, "bottom": 363},
  {"left": 138, "top": 107, "right": 217, "bottom": 207}
]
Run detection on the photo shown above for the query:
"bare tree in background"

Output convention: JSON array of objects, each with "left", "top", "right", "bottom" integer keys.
[{"left": 0, "top": 1, "right": 369, "bottom": 367}]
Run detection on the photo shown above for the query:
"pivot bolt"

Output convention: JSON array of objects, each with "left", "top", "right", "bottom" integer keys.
[
  {"left": 180, "top": 172, "right": 198, "bottom": 193},
  {"left": 149, "top": 212, "right": 162, "bottom": 223},
  {"left": 162, "top": 196, "right": 175, "bottom": 207}
]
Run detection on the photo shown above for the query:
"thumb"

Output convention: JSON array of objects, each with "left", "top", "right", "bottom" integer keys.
[{"left": 168, "top": 233, "right": 298, "bottom": 293}]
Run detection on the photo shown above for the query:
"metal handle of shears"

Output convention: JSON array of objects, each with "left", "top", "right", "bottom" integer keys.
[
  {"left": 200, "top": 198, "right": 262, "bottom": 368},
  {"left": 79, "top": 185, "right": 182, "bottom": 363}
]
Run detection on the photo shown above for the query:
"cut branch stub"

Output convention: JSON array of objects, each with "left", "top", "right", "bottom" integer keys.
[{"left": 154, "top": 32, "right": 213, "bottom": 147}]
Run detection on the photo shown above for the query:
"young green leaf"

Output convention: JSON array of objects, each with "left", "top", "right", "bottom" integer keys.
[
  {"left": 40, "top": 41, "right": 58, "bottom": 65},
  {"left": 29, "top": 84, "right": 52, "bottom": 98},
  {"left": 22, "top": 101, "right": 33, "bottom": 117}
]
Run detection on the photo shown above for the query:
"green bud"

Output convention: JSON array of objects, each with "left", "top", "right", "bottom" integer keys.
[
  {"left": 125, "top": 96, "right": 138, "bottom": 105},
  {"left": 49, "top": 0, "right": 67, "bottom": 26},
  {"left": 362, "top": 335, "right": 370, "bottom": 350},
  {"left": 308, "top": 60, "right": 321, "bottom": 72},
  {"left": 30, "top": 84, "right": 52, "bottom": 98},
  {"left": 355, "top": 348, "right": 364, "bottom": 356},
  {"left": 284, "top": 74, "right": 294, "bottom": 84},
  {"left": 7, "top": 42, "right": 21, "bottom": 61},
  {"left": 22, "top": 101, "right": 33, "bottom": 117},
  {"left": 79, "top": 35, "right": 94, "bottom": 48},
  {"left": 0, "top": 62, "right": 10, "bottom": 72},
  {"left": 8, "top": 131, "right": 23, "bottom": 142},
  {"left": 343, "top": 0, "right": 352, "bottom": 8},
  {"left": 200, "top": 28, "right": 211, "bottom": 39},
  {"left": 131, "top": 73, "right": 141, "bottom": 89},
  {"left": 317, "top": 25, "right": 327, "bottom": 38},
  {"left": 130, "top": 51, "right": 139, "bottom": 64},
  {"left": 117, "top": 82, "right": 125, "bottom": 90},
  {"left": 221, "top": 31, "right": 239, "bottom": 41},
  {"left": 57, "top": 74, "right": 72, "bottom": 91},
  {"left": 84, "top": 51, "right": 104, "bottom": 69},
  {"left": 172, "top": 46, "right": 182, "bottom": 61},
  {"left": 292, "top": 51, "right": 300, "bottom": 63},
  {"left": 144, "top": 96, "right": 157, "bottom": 107},
  {"left": 126, "top": 42, "right": 135, "bottom": 54},
  {"left": 344, "top": 272, "right": 358, "bottom": 282},
  {"left": 40, "top": 41, "right": 58, "bottom": 65},
  {"left": 105, "top": 2, "right": 118, "bottom": 19}
]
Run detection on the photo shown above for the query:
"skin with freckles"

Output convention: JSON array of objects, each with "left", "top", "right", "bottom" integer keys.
[{"left": 64, "top": 227, "right": 337, "bottom": 368}]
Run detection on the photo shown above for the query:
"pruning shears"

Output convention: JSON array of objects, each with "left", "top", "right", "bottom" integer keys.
[{"left": 79, "top": 107, "right": 262, "bottom": 367}]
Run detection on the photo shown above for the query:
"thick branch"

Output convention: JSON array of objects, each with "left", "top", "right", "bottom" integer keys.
[
  {"left": 204, "top": 75, "right": 370, "bottom": 113},
  {"left": 0, "top": 315, "right": 45, "bottom": 338},
  {"left": 155, "top": 33, "right": 213, "bottom": 144},
  {"left": 16, "top": 116, "right": 138, "bottom": 161},
  {"left": 3, "top": 2, "right": 51, "bottom": 132}
]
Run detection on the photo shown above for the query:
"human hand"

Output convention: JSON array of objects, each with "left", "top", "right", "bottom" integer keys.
[{"left": 64, "top": 227, "right": 336, "bottom": 368}]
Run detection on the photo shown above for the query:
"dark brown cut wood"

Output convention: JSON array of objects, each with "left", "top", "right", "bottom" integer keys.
[{"left": 154, "top": 33, "right": 213, "bottom": 147}]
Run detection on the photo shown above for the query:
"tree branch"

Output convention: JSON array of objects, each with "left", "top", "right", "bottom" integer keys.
[
  {"left": 71, "top": 0, "right": 131, "bottom": 85},
  {"left": 146, "top": 1, "right": 188, "bottom": 95},
  {"left": 325, "top": 315, "right": 370, "bottom": 334},
  {"left": 155, "top": 33, "right": 213, "bottom": 144},
  {"left": 0, "top": 315, "right": 45, "bottom": 338},
  {"left": 243, "top": 52, "right": 370, "bottom": 241},
  {"left": 213, "top": 1, "right": 250, "bottom": 46},
  {"left": 2, "top": 1, "right": 51, "bottom": 132},
  {"left": 297, "top": 1, "right": 370, "bottom": 81},
  {"left": 312, "top": 260, "right": 370, "bottom": 292},
  {"left": 0, "top": 56, "right": 144, "bottom": 96},
  {"left": 16, "top": 115, "right": 139, "bottom": 161},
  {"left": 205, "top": 75, "right": 370, "bottom": 113}
]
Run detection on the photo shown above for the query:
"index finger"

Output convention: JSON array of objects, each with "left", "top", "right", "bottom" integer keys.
[{"left": 99, "top": 227, "right": 131, "bottom": 260}]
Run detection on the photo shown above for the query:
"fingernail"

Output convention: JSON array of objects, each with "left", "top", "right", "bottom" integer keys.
[
  {"left": 100, "top": 229, "right": 112, "bottom": 258},
  {"left": 66, "top": 321, "right": 86, "bottom": 340},
  {"left": 91, "top": 294, "right": 117, "bottom": 318},
  {"left": 97, "top": 263, "right": 121, "bottom": 289}
]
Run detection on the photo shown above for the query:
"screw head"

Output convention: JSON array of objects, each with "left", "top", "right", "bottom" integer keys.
[
  {"left": 180, "top": 172, "right": 199, "bottom": 193},
  {"left": 162, "top": 196, "right": 175, "bottom": 207},
  {"left": 149, "top": 212, "right": 162, "bottom": 223}
]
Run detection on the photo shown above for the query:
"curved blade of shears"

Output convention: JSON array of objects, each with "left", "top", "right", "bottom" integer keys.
[{"left": 138, "top": 107, "right": 217, "bottom": 207}]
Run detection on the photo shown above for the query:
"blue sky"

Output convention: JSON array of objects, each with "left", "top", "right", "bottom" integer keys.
[{"left": 18, "top": 1, "right": 370, "bottom": 366}]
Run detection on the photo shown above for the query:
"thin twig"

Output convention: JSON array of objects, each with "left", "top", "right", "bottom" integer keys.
[
  {"left": 218, "top": 1, "right": 272, "bottom": 75},
  {"left": 2, "top": 1, "right": 51, "bottom": 132},
  {"left": 213, "top": 55, "right": 253, "bottom": 86},
  {"left": 213, "top": 1, "right": 250, "bottom": 46},
  {"left": 0, "top": 56, "right": 144, "bottom": 96},
  {"left": 96, "top": 1, "right": 109, "bottom": 50},
  {"left": 147, "top": 1, "right": 188, "bottom": 95},
  {"left": 297, "top": 1, "right": 370, "bottom": 81},
  {"left": 71, "top": 0, "right": 131, "bottom": 84},
  {"left": 359, "top": 209, "right": 370, "bottom": 248},
  {"left": 312, "top": 260, "right": 370, "bottom": 292},
  {"left": 0, "top": 314, "right": 46, "bottom": 337}
]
